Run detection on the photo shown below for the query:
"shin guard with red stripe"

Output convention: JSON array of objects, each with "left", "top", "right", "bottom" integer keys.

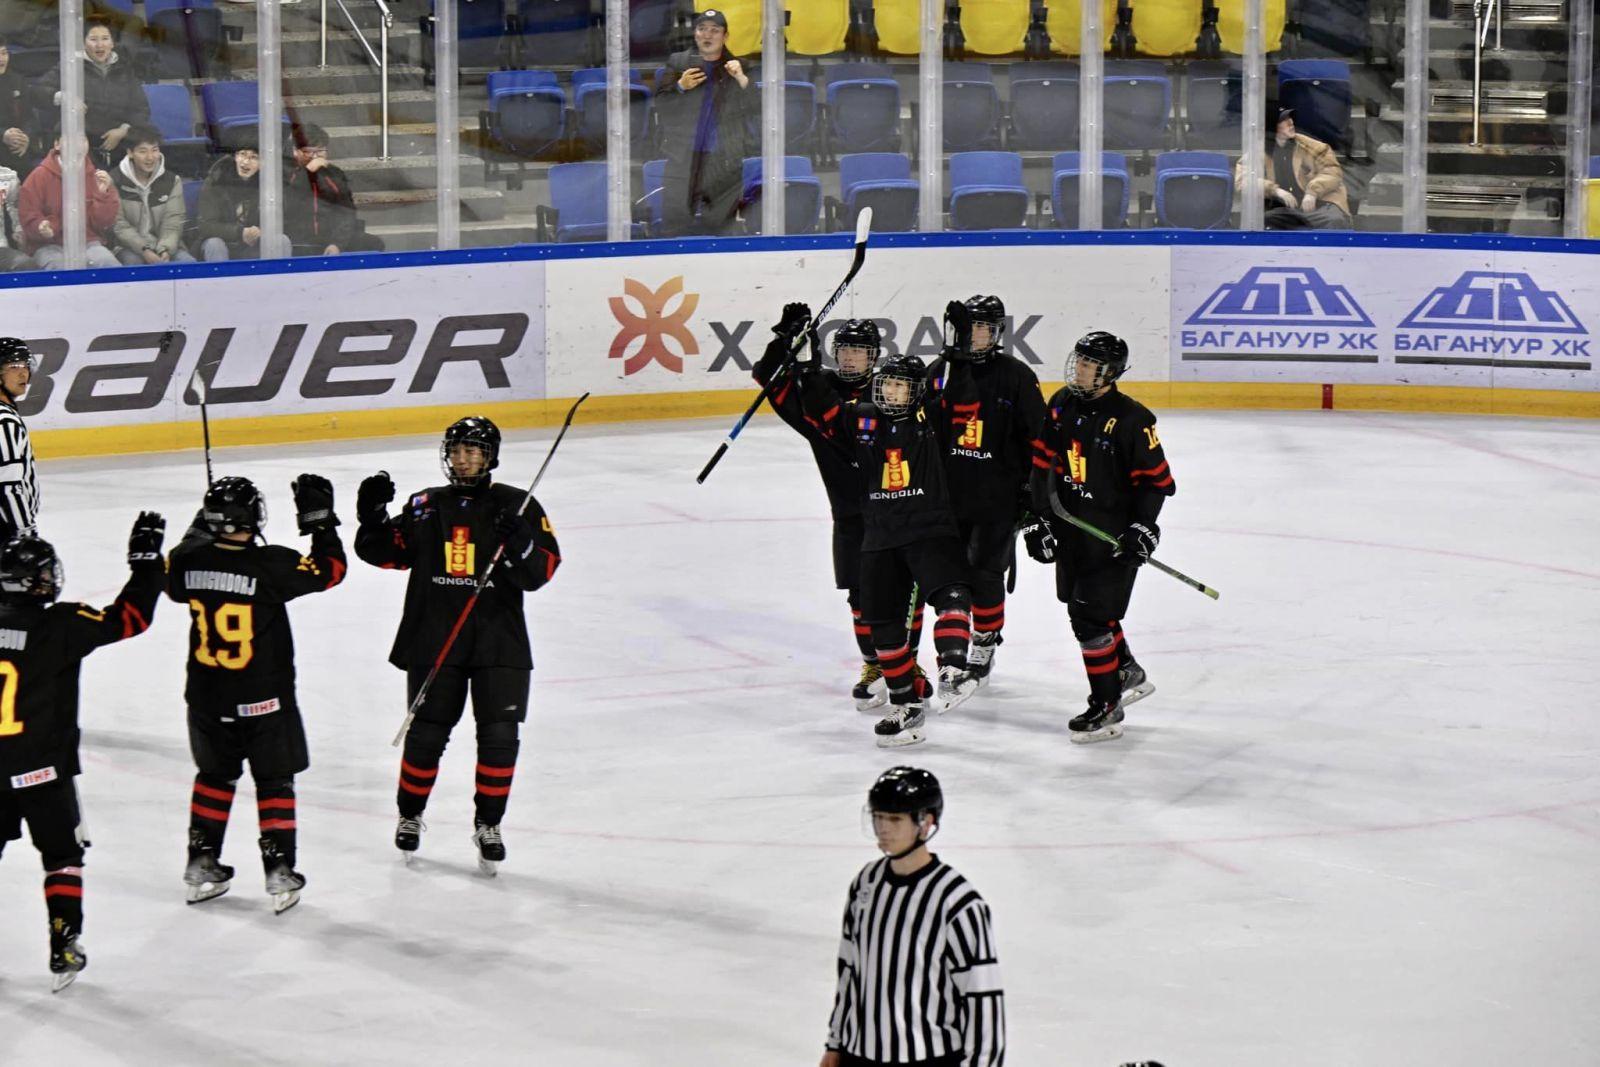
[
  {"left": 474, "top": 721, "right": 521, "bottom": 825},
  {"left": 397, "top": 719, "right": 449, "bottom": 818},
  {"left": 908, "top": 601, "right": 925, "bottom": 652},
  {"left": 849, "top": 607, "right": 876, "bottom": 661},
  {"left": 870, "top": 624, "right": 918, "bottom": 705},
  {"left": 928, "top": 585, "right": 973, "bottom": 670},
  {"left": 1076, "top": 626, "right": 1123, "bottom": 706},
  {"left": 1110, "top": 620, "right": 1136, "bottom": 668},
  {"left": 188, "top": 774, "right": 236, "bottom": 853},
  {"left": 973, "top": 599, "right": 1005, "bottom": 636},
  {"left": 255, "top": 778, "right": 297, "bottom": 870},
  {"left": 44, "top": 867, "right": 84, "bottom": 932}
]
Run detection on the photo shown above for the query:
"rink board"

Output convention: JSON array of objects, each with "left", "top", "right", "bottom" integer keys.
[{"left": 5, "top": 233, "right": 1600, "bottom": 458}]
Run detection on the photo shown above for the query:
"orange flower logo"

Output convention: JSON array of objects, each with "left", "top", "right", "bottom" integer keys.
[{"left": 609, "top": 276, "right": 700, "bottom": 375}]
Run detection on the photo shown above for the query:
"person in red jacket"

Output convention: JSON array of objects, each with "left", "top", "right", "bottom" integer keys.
[{"left": 18, "top": 132, "right": 120, "bottom": 269}]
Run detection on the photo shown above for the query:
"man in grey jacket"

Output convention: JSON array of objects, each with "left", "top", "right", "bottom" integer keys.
[{"left": 110, "top": 124, "right": 194, "bottom": 265}]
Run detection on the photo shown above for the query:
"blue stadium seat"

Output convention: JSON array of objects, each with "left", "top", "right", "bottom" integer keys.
[
  {"left": 572, "top": 67, "right": 653, "bottom": 148},
  {"left": 1278, "top": 59, "right": 1352, "bottom": 153},
  {"left": 948, "top": 151, "right": 1029, "bottom": 230},
  {"left": 1104, "top": 60, "right": 1172, "bottom": 152},
  {"left": 837, "top": 152, "right": 919, "bottom": 232},
  {"left": 482, "top": 71, "right": 568, "bottom": 182},
  {"left": 540, "top": 161, "right": 644, "bottom": 242},
  {"left": 144, "top": 84, "right": 209, "bottom": 175},
  {"left": 200, "top": 81, "right": 279, "bottom": 148},
  {"left": 424, "top": 0, "right": 510, "bottom": 76},
  {"left": 1008, "top": 61, "right": 1079, "bottom": 151},
  {"left": 1050, "top": 151, "right": 1130, "bottom": 229},
  {"left": 517, "top": 0, "right": 597, "bottom": 67},
  {"left": 1184, "top": 61, "right": 1241, "bottom": 150},
  {"left": 826, "top": 63, "right": 902, "bottom": 155},
  {"left": 145, "top": 0, "right": 225, "bottom": 81},
  {"left": 749, "top": 67, "right": 820, "bottom": 157},
  {"left": 1589, "top": 156, "right": 1600, "bottom": 179},
  {"left": 1154, "top": 151, "right": 1233, "bottom": 229},
  {"left": 741, "top": 155, "right": 823, "bottom": 234},
  {"left": 944, "top": 62, "right": 1001, "bottom": 152}
]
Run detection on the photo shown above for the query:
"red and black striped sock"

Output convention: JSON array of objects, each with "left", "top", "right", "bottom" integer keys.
[
  {"left": 850, "top": 608, "right": 876, "bottom": 661},
  {"left": 933, "top": 607, "right": 972, "bottom": 669},
  {"left": 474, "top": 759, "right": 517, "bottom": 826},
  {"left": 189, "top": 774, "right": 235, "bottom": 852},
  {"left": 1109, "top": 620, "right": 1135, "bottom": 667},
  {"left": 973, "top": 599, "right": 1005, "bottom": 638},
  {"left": 1080, "top": 633, "right": 1123, "bottom": 705},
  {"left": 397, "top": 755, "right": 439, "bottom": 818},
  {"left": 44, "top": 867, "right": 84, "bottom": 932},
  {"left": 875, "top": 640, "right": 918, "bottom": 703},
  {"left": 256, "top": 782, "right": 297, "bottom": 869},
  {"left": 908, "top": 604, "right": 926, "bottom": 652}
]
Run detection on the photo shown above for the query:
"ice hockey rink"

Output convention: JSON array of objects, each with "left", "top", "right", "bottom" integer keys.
[{"left": 1, "top": 406, "right": 1597, "bottom": 1067}]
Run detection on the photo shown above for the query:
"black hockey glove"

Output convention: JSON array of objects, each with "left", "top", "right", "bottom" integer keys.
[
  {"left": 181, "top": 506, "right": 213, "bottom": 544},
  {"left": 791, "top": 326, "right": 822, "bottom": 370},
  {"left": 495, "top": 509, "right": 535, "bottom": 560},
  {"left": 292, "top": 473, "right": 339, "bottom": 535},
  {"left": 1021, "top": 514, "right": 1056, "bottom": 564},
  {"left": 127, "top": 510, "right": 166, "bottom": 566},
  {"left": 942, "top": 298, "right": 973, "bottom": 360},
  {"left": 1112, "top": 521, "right": 1159, "bottom": 567},
  {"left": 773, "top": 301, "right": 812, "bottom": 344},
  {"left": 356, "top": 471, "right": 395, "bottom": 523}
]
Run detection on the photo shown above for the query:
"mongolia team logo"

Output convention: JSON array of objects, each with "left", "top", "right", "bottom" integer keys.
[
  {"left": 1397, "top": 271, "right": 1585, "bottom": 333},
  {"left": 608, "top": 276, "right": 700, "bottom": 375},
  {"left": 952, "top": 403, "right": 983, "bottom": 448},
  {"left": 1065, "top": 440, "right": 1088, "bottom": 484},
  {"left": 1185, "top": 266, "right": 1374, "bottom": 329},
  {"left": 444, "top": 526, "right": 476, "bottom": 577},
  {"left": 882, "top": 448, "right": 910, "bottom": 490}
]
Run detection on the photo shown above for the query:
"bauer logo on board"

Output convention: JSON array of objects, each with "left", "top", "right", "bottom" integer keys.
[{"left": 608, "top": 276, "right": 700, "bottom": 376}]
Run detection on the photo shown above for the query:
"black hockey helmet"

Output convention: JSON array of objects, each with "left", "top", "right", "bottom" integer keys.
[
  {"left": 962, "top": 295, "right": 1005, "bottom": 359},
  {"left": 871, "top": 354, "right": 926, "bottom": 419},
  {"left": 0, "top": 536, "right": 63, "bottom": 604},
  {"left": 869, "top": 765, "right": 944, "bottom": 821},
  {"left": 830, "top": 319, "right": 882, "bottom": 384},
  {"left": 0, "top": 338, "right": 32, "bottom": 371},
  {"left": 1065, "top": 330, "right": 1130, "bottom": 397},
  {"left": 441, "top": 415, "right": 501, "bottom": 487},
  {"left": 202, "top": 476, "right": 267, "bottom": 536}
]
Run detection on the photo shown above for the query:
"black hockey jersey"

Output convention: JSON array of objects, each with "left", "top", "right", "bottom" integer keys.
[
  {"left": 753, "top": 336, "right": 867, "bottom": 520},
  {"left": 354, "top": 481, "right": 560, "bottom": 670},
  {"left": 165, "top": 529, "right": 347, "bottom": 716},
  {"left": 799, "top": 371, "right": 960, "bottom": 552},
  {"left": 0, "top": 564, "right": 162, "bottom": 792},
  {"left": 926, "top": 353, "right": 1047, "bottom": 523},
  {"left": 1031, "top": 385, "right": 1176, "bottom": 535}
]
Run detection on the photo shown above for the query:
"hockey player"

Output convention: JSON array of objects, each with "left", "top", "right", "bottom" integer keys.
[
  {"left": 0, "top": 514, "right": 165, "bottom": 991},
  {"left": 822, "top": 766, "right": 1004, "bottom": 1067},
  {"left": 166, "top": 475, "right": 346, "bottom": 913},
  {"left": 926, "top": 296, "right": 1046, "bottom": 688},
  {"left": 1030, "top": 331, "right": 1176, "bottom": 742},
  {"left": 794, "top": 330, "right": 978, "bottom": 747},
  {"left": 0, "top": 338, "right": 40, "bottom": 541},
  {"left": 753, "top": 306, "right": 927, "bottom": 712},
  {"left": 355, "top": 416, "right": 561, "bottom": 874}
]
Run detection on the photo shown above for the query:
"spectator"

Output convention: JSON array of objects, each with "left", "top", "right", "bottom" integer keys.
[
  {"left": 0, "top": 40, "right": 39, "bottom": 178},
  {"left": 44, "top": 17, "right": 150, "bottom": 167},
  {"left": 653, "top": 8, "right": 755, "bottom": 237},
  {"left": 195, "top": 125, "right": 260, "bottom": 261},
  {"left": 17, "top": 130, "right": 119, "bottom": 268},
  {"left": 1237, "top": 105, "right": 1352, "bottom": 231},
  {"left": 0, "top": 163, "right": 37, "bottom": 270},
  {"left": 110, "top": 123, "right": 192, "bottom": 266},
  {"left": 284, "top": 122, "right": 383, "bottom": 256}
]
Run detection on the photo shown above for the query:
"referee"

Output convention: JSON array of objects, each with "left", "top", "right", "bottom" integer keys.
[
  {"left": 822, "top": 767, "right": 1005, "bottom": 1067},
  {"left": 0, "top": 338, "right": 39, "bottom": 540}
]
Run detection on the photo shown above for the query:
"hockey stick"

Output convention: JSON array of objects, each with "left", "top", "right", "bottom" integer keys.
[
  {"left": 1045, "top": 475, "right": 1220, "bottom": 601},
  {"left": 695, "top": 206, "right": 874, "bottom": 484},
  {"left": 391, "top": 392, "right": 591, "bottom": 747},
  {"left": 194, "top": 369, "right": 214, "bottom": 488}
]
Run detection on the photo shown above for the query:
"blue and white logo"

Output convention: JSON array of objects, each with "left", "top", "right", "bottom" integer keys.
[
  {"left": 1185, "top": 267, "right": 1375, "bottom": 329},
  {"left": 1397, "top": 271, "right": 1585, "bottom": 334}
]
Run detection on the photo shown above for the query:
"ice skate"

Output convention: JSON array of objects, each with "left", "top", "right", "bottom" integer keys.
[
  {"left": 260, "top": 838, "right": 304, "bottom": 914},
  {"left": 472, "top": 821, "right": 505, "bottom": 877},
  {"left": 1069, "top": 698, "right": 1125, "bottom": 743},
  {"left": 934, "top": 665, "right": 980, "bottom": 715},
  {"left": 874, "top": 702, "right": 926, "bottom": 748},
  {"left": 395, "top": 815, "right": 425, "bottom": 865},
  {"left": 1118, "top": 660, "right": 1155, "bottom": 707},
  {"left": 48, "top": 919, "right": 86, "bottom": 993},
  {"left": 967, "top": 633, "right": 1001, "bottom": 687},
  {"left": 183, "top": 849, "right": 235, "bottom": 905},
  {"left": 852, "top": 661, "right": 887, "bottom": 711}
]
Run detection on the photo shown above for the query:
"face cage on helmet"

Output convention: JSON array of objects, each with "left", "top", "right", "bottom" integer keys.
[
  {"left": 2, "top": 556, "right": 63, "bottom": 602},
  {"left": 872, "top": 372, "right": 921, "bottom": 417},
  {"left": 0, "top": 354, "right": 35, "bottom": 373},
  {"left": 832, "top": 341, "right": 879, "bottom": 383},
  {"left": 860, "top": 804, "right": 940, "bottom": 846},
  {"left": 1064, "top": 349, "right": 1120, "bottom": 398},
  {"left": 966, "top": 316, "right": 1004, "bottom": 360},
  {"left": 206, "top": 496, "right": 267, "bottom": 536},
  {"left": 440, "top": 438, "right": 496, "bottom": 487}
]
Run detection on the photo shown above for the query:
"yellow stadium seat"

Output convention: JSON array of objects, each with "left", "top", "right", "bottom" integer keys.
[
  {"left": 1047, "top": 0, "right": 1117, "bottom": 56},
  {"left": 1216, "top": 0, "right": 1287, "bottom": 54},
  {"left": 1586, "top": 180, "right": 1600, "bottom": 239},
  {"left": 961, "top": 0, "right": 1030, "bottom": 56},
  {"left": 873, "top": 0, "right": 921, "bottom": 56},
  {"left": 696, "top": 0, "right": 763, "bottom": 56},
  {"left": 785, "top": 0, "right": 849, "bottom": 56},
  {"left": 1135, "top": 0, "right": 1202, "bottom": 57}
]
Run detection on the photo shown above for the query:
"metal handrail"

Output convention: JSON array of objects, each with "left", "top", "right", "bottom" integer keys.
[
  {"left": 321, "top": 0, "right": 393, "bottom": 158},
  {"left": 1470, "top": 0, "right": 1504, "bottom": 146}
]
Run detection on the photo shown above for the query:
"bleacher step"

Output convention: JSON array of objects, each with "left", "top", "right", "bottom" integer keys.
[
  {"left": 284, "top": 90, "right": 439, "bottom": 126},
  {"left": 1372, "top": 140, "right": 1567, "bottom": 180},
  {"left": 356, "top": 185, "right": 506, "bottom": 226},
  {"left": 365, "top": 219, "right": 541, "bottom": 252},
  {"left": 1376, "top": 105, "right": 1560, "bottom": 144},
  {"left": 1426, "top": 17, "right": 1569, "bottom": 52}
]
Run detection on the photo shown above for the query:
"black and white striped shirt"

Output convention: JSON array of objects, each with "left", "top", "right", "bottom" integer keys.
[
  {"left": 0, "top": 401, "right": 37, "bottom": 539},
  {"left": 827, "top": 855, "right": 1005, "bottom": 1066}
]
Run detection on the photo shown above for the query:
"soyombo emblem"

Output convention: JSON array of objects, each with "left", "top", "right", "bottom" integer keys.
[
  {"left": 609, "top": 277, "right": 700, "bottom": 375},
  {"left": 445, "top": 526, "right": 476, "bottom": 576},
  {"left": 952, "top": 402, "right": 983, "bottom": 448},
  {"left": 1066, "top": 440, "right": 1088, "bottom": 484},
  {"left": 882, "top": 448, "right": 910, "bottom": 490}
]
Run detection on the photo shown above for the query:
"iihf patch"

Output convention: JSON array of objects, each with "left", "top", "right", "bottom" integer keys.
[
  {"left": 236, "top": 697, "right": 281, "bottom": 718},
  {"left": 10, "top": 765, "right": 58, "bottom": 789}
]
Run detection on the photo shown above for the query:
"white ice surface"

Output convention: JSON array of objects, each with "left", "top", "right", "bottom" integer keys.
[{"left": 2, "top": 409, "right": 1598, "bottom": 1067}]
